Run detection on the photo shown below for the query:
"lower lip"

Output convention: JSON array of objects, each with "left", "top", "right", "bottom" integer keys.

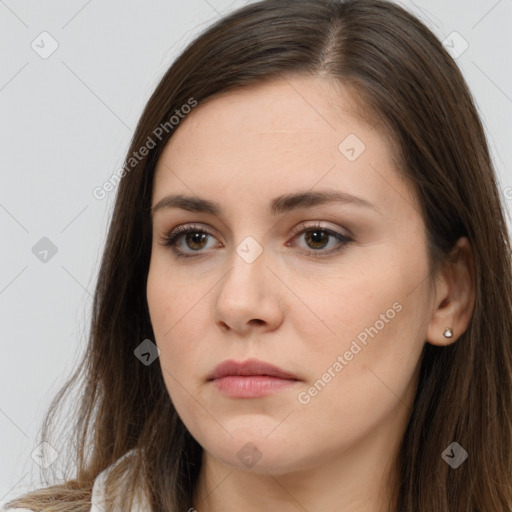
[{"left": 211, "top": 376, "right": 298, "bottom": 398}]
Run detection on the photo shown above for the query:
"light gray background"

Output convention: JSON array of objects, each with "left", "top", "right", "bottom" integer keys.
[{"left": 1, "top": 0, "right": 511, "bottom": 504}]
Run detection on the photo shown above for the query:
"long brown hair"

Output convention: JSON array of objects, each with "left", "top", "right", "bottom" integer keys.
[{"left": 6, "top": 0, "right": 512, "bottom": 510}]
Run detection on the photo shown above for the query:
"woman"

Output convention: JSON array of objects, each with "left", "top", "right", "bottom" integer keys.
[{"left": 5, "top": 0, "right": 512, "bottom": 511}]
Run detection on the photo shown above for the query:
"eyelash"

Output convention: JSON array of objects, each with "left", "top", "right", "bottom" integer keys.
[{"left": 160, "top": 222, "right": 353, "bottom": 259}]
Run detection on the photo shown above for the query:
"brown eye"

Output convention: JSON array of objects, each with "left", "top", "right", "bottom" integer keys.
[
  {"left": 162, "top": 223, "right": 353, "bottom": 259},
  {"left": 162, "top": 224, "right": 219, "bottom": 258},
  {"left": 304, "top": 229, "right": 331, "bottom": 250},
  {"left": 289, "top": 223, "right": 353, "bottom": 257},
  {"left": 180, "top": 232, "right": 209, "bottom": 251}
]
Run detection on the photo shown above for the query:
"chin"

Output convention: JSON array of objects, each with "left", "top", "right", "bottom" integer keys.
[{"left": 196, "top": 428, "right": 316, "bottom": 476}]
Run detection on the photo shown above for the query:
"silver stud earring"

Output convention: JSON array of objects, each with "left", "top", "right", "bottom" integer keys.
[{"left": 443, "top": 327, "right": 453, "bottom": 338}]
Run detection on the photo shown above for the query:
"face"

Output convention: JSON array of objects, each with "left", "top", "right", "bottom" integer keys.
[{"left": 146, "top": 75, "right": 434, "bottom": 477}]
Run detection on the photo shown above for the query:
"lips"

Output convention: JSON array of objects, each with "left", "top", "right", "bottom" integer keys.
[{"left": 208, "top": 358, "right": 299, "bottom": 381}]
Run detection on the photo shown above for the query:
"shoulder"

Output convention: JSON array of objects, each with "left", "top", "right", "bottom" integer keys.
[
  {"left": 91, "top": 449, "right": 148, "bottom": 512},
  {"left": 2, "top": 449, "right": 145, "bottom": 512},
  {"left": 1, "top": 502, "right": 38, "bottom": 512},
  {"left": 2, "top": 509, "right": 36, "bottom": 512}
]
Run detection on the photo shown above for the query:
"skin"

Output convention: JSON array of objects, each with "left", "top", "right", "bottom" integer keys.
[{"left": 146, "top": 75, "right": 475, "bottom": 512}]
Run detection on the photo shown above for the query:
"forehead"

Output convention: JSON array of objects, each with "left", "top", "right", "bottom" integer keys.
[
  {"left": 159, "top": 75, "right": 379, "bottom": 162},
  {"left": 152, "top": 75, "right": 416, "bottom": 219}
]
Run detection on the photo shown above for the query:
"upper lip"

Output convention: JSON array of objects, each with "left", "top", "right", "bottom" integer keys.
[{"left": 208, "top": 358, "right": 299, "bottom": 381}]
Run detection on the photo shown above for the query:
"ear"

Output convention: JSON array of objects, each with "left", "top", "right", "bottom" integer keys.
[{"left": 426, "top": 237, "right": 476, "bottom": 346}]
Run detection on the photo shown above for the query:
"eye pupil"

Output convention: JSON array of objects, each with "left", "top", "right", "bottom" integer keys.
[
  {"left": 186, "top": 232, "right": 208, "bottom": 250},
  {"left": 305, "top": 230, "right": 329, "bottom": 249}
]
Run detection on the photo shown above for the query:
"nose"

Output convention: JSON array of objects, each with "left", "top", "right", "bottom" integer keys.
[{"left": 213, "top": 244, "right": 285, "bottom": 335}]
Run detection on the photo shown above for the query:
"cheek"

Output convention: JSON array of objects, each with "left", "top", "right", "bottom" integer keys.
[
  {"left": 291, "top": 256, "right": 428, "bottom": 398},
  {"left": 286, "top": 267, "right": 398, "bottom": 356},
  {"left": 146, "top": 257, "right": 212, "bottom": 383},
  {"left": 147, "top": 254, "right": 200, "bottom": 334},
  {"left": 290, "top": 296, "right": 424, "bottom": 457},
  {"left": 146, "top": 259, "right": 169, "bottom": 337}
]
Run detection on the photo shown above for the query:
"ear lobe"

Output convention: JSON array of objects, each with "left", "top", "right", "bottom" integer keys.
[{"left": 426, "top": 237, "right": 476, "bottom": 347}]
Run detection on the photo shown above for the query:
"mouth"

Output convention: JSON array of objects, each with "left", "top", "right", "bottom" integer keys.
[
  {"left": 208, "top": 358, "right": 300, "bottom": 398},
  {"left": 208, "top": 358, "right": 299, "bottom": 380}
]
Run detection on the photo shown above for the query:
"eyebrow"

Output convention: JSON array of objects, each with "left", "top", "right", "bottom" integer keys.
[{"left": 151, "top": 189, "right": 379, "bottom": 217}]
